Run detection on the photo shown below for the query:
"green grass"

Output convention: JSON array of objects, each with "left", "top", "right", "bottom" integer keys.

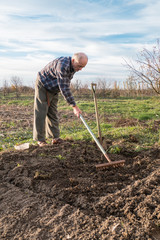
[
  {"left": 96, "top": 97, "right": 160, "bottom": 120},
  {"left": 0, "top": 93, "right": 34, "bottom": 106},
  {"left": 1, "top": 93, "right": 160, "bottom": 152},
  {"left": 59, "top": 118, "right": 160, "bottom": 151},
  {"left": 58, "top": 96, "right": 160, "bottom": 151},
  {"left": 0, "top": 130, "right": 34, "bottom": 150}
]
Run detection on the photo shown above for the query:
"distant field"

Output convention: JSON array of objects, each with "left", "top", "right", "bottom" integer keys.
[{"left": 0, "top": 93, "right": 160, "bottom": 152}]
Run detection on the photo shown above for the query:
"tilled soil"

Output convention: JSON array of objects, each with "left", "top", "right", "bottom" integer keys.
[{"left": 0, "top": 140, "right": 160, "bottom": 240}]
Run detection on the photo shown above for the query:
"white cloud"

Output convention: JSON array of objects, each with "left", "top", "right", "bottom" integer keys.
[{"left": 0, "top": 0, "right": 160, "bottom": 87}]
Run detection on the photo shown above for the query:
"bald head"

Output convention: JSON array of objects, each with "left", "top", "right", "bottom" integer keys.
[
  {"left": 72, "top": 52, "right": 88, "bottom": 62},
  {"left": 71, "top": 52, "right": 88, "bottom": 72}
]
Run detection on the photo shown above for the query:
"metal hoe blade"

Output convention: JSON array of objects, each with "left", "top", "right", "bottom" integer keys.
[{"left": 79, "top": 114, "right": 125, "bottom": 169}]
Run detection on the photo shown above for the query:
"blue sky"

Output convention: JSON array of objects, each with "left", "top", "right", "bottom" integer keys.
[{"left": 0, "top": 0, "right": 160, "bottom": 88}]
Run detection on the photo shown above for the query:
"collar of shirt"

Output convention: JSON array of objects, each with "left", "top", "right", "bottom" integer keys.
[{"left": 70, "top": 57, "right": 75, "bottom": 73}]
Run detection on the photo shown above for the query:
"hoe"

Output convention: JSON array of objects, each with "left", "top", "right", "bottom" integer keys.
[{"left": 80, "top": 114, "right": 125, "bottom": 170}]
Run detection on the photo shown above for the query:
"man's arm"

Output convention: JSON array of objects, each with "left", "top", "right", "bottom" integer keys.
[{"left": 55, "top": 58, "right": 83, "bottom": 117}]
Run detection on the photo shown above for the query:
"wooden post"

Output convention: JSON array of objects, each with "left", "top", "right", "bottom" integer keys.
[{"left": 91, "top": 83, "right": 102, "bottom": 144}]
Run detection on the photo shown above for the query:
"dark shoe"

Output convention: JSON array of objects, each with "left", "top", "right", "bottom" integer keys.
[
  {"left": 52, "top": 138, "right": 63, "bottom": 144},
  {"left": 38, "top": 141, "right": 48, "bottom": 147}
]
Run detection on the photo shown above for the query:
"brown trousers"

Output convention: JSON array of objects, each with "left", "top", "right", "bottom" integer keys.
[{"left": 33, "top": 78, "right": 60, "bottom": 142}]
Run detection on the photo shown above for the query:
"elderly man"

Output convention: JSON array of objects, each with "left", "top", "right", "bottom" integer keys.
[{"left": 33, "top": 52, "right": 88, "bottom": 147}]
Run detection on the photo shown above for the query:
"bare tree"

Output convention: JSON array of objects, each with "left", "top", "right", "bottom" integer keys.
[
  {"left": 124, "top": 75, "right": 138, "bottom": 97},
  {"left": 70, "top": 79, "right": 82, "bottom": 95},
  {"left": 11, "top": 76, "right": 22, "bottom": 98},
  {"left": 3, "top": 79, "right": 9, "bottom": 96},
  {"left": 97, "top": 78, "right": 111, "bottom": 97},
  {"left": 124, "top": 39, "right": 160, "bottom": 94}
]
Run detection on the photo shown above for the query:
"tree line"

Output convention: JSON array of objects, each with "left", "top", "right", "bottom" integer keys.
[{"left": 1, "top": 39, "right": 160, "bottom": 99}]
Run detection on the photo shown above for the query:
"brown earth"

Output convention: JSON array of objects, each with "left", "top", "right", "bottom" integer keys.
[
  {"left": 0, "top": 104, "right": 160, "bottom": 239},
  {"left": 0, "top": 141, "right": 160, "bottom": 240}
]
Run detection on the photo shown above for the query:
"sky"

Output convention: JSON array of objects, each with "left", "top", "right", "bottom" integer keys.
[{"left": 0, "top": 0, "right": 160, "bottom": 88}]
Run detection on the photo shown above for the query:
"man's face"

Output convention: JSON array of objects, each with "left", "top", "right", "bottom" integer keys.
[{"left": 72, "top": 58, "right": 88, "bottom": 72}]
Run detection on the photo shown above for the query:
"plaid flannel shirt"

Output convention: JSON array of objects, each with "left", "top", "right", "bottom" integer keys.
[{"left": 38, "top": 56, "right": 76, "bottom": 106}]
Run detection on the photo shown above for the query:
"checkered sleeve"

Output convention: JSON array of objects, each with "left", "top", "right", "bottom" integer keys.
[{"left": 56, "top": 62, "right": 76, "bottom": 106}]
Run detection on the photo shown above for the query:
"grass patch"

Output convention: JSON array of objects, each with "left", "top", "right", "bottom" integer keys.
[
  {"left": 1, "top": 94, "right": 160, "bottom": 152},
  {"left": 0, "top": 93, "right": 34, "bottom": 106},
  {"left": 135, "top": 113, "right": 156, "bottom": 120},
  {"left": 0, "top": 130, "right": 33, "bottom": 150}
]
